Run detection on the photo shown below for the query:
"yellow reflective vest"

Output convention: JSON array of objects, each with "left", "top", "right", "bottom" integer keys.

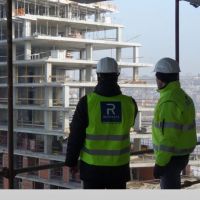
[
  {"left": 152, "top": 81, "right": 197, "bottom": 166},
  {"left": 80, "top": 92, "right": 137, "bottom": 166}
]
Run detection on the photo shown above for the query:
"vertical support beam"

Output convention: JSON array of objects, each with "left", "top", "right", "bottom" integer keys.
[
  {"left": 63, "top": 86, "right": 69, "bottom": 108},
  {"left": 44, "top": 62, "right": 53, "bottom": 137},
  {"left": 79, "top": 69, "right": 86, "bottom": 98},
  {"left": 175, "top": 0, "right": 179, "bottom": 63},
  {"left": 86, "top": 68, "right": 92, "bottom": 82},
  {"left": 133, "top": 46, "right": 139, "bottom": 82},
  {"left": 116, "top": 27, "right": 122, "bottom": 42},
  {"left": 45, "top": 63, "right": 52, "bottom": 83},
  {"left": 64, "top": 25, "right": 69, "bottom": 37},
  {"left": 7, "top": 0, "right": 14, "bottom": 189},
  {"left": 45, "top": 63, "right": 53, "bottom": 107},
  {"left": 44, "top": 135, "right": 52, "bottom": 154},
  {"left": 63, "top": 112, "right": 70, "bottom": 137},
  {"left": 79, "top": 50, "right": 86, "bottom": 98},
  {"left": 116, "top": 47, "right": 121, "bottom": 62},
  {"left": 134, "top": 111, "right": 142, "bottom": 131},
  {"left": 61, "top": 73, "right": 70, "bottom": 137},
  {"left": 24, "top": 42, "right": 31, "bottom": 60},
  {"left": 86, "top": 44, "right": 93, "bottom": 61},
  {"left": 45, "top": 87, "right": 53, "bottom": 107},
  {"left": 23, "top": 20, "right": 31, "bottom": 37},
  {"left": 85, "top": 44, "right": 93, "bottom": 93},
  {"left": 44, "top": 111, "right": 52, "bottom": 130},
  {"left": 68, "top": 4, "right": 72, "bottom": 19}
]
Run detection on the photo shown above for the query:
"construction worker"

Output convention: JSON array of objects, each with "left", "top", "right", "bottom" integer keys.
[
  {"left": 152, "top": 57, "right": 197, "bottom": 189},
  {"left": 65, "top": 57, "right": 138, "bottom": 189}
]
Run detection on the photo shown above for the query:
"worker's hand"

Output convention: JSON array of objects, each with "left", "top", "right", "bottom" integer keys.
[
  {"left": 153, "top": 164, "right": 166, "bottom": 179},
  {"left": 70, "top": 165, "right": 79, "bottom": 176}
]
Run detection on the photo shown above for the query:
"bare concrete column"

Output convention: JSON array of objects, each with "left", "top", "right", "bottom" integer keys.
[
  {"left": 86, "top": 44, "right": 93, "bottom": 61},
  {"left": 23, "top": 20, "right": 31, "bottom": 37},
  {"left": 86, "top": 67, "right": 92, "bottom": 82},
  {"left": 79, "top": 69, "right": 86, "bottom": 98},
  {"left": 24, "top": 42, "right": 31, "bottom": 60},
  {"left": 44, "top": 111, "right": 52, "bottom": 130},
  {"left": 45, "top": 88, "right": 53, "bottom": 107},
  {"left": 63, "top": 86, "right": 69, "bottom": 108},
  {"left": 86, "top": 44, "right": 93, "bottom": 80},
  {"left": 134, "top": 111, "right": 142, "bottom": 131},
  {"left": 116, "top": 47, "right": 121, "bottom": 62},
  {"left": 79, "top": 49, "right": 86, "bottom": 97},
  {"left": 116, "top": 27, "right": 122, "bottom": 42},
  {"left": 44, "top": 62, "right": 53, "bottom": 136},
  {"left": 44, "top": 135, "right": 52, "bottom": 154},
  {"left": 133, "top": 46, "right": 139, "bottom": 82},
  {"left": 68, "top": 5, "right": 72, "bottom": 19},
  {"left": 64, "top": 26, "right": 69, "bottom": 37},
  {"left": 45, "top": 63, "right": 52, "bottom": 83},
  {"left": 86, "top": 44, "right": 93, "bottom": 94},
  {"left": 63, "top": 112, "right": 70, "bottom": 137},
  {"left": 45, "top": 63, "right": 53, "bottom": 107}
]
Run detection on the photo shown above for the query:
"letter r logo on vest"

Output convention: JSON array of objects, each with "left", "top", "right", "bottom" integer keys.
[
  {"left": 100, "top": 102, "right": 122, "bottom": 123},
  {"left": 106, "top": 103, "right": 116, "bottom": 115}
]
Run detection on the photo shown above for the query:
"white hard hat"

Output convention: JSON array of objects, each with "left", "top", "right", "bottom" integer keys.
[
  {"left": 154, "top": 57, "right": 181, "bottom": 73},
  {"left": 96, "top": 57, "right": 120, "bottom": 74}
]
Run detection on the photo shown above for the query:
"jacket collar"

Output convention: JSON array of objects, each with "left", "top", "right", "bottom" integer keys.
[
  {"left": 94, "top": 81, "right": 122, "bottom": 97},
  {"left": 158, "top": 81, "right": 180, "bottom": 97}
]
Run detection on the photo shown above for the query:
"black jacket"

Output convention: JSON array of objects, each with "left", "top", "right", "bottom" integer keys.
[{"left": 65, "top": 80, "right": 138, "bottom": 182}]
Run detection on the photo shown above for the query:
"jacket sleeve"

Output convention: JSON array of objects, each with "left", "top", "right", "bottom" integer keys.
[
  {"left": 131, "top": 98, "right": 138, "bottom": 125},
  {"left": 155, "top": 101, "right": 180, "bottom": 166},
  {"left": 65, "top": 95, "right": 88, "bottom": 167}
]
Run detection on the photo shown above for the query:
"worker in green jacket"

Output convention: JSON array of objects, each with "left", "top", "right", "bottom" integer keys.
[
  {"left": 152, "top": 57, "right": 197, "bottom": 189},
  {"left": 65, "top": 57, "right": 138, "bottom": 189}
]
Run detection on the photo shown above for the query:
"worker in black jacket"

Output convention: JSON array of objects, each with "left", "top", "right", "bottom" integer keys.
[{"left": 65, "top": 57, "right": 138, "bottom": 189}]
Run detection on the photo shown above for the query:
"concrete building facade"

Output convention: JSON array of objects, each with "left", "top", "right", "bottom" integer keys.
[{"left": 0, "top": 0, "right": 154, "bottom": 189}]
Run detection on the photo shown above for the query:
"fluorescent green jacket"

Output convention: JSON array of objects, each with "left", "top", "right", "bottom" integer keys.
[
  {"left": 80, "top": 92, "right": 137, "bottom": 166},
  {"left": 152, "top": 81, "right": 197, "bottom": 166}
]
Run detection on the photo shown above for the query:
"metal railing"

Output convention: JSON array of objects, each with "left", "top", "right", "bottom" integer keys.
[
  {"left": 0, "top": 161, "right": 65, "bottom": 179},
  {"left": 0, "top": 142, "right": 200, "bottom": 189}
]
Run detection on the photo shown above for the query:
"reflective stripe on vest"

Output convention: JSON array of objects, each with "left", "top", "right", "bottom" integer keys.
[
  {"left": 82, "top": 146, "right": 130, "bottom": 156},
  {"left": 86, "top": 134, "right": 129, "bottom": 141},
  {"left": 153, "top": 144, "right": 195, "bottom": 154},
  {"left": 153, "top": 120, "right": 195, "bottom": 131}
]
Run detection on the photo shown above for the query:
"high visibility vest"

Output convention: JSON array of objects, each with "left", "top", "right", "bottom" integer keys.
[
  {"left": 80, "top": 92, "right": 136, "bottom": 166},
  {"left": 152, "top": 81, "right": 197, "bottom": 166}
]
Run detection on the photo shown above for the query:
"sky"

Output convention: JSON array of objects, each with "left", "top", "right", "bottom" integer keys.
[{"left": 112, "top": 0, "right": 200, "bottom": 76}]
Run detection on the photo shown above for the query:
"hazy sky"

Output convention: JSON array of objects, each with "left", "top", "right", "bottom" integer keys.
[{"left": 112, "top": 0, "right": 200, "bottom": 75}]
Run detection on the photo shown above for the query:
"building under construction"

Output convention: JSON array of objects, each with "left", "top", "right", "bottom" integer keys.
[{"left": 0, "top": 0, "right": 200, "bottom": 189}]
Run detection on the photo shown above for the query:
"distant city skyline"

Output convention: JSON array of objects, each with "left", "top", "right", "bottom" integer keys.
[{"left": 113, "top": 0, "right": 200, "bottom": 75}]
